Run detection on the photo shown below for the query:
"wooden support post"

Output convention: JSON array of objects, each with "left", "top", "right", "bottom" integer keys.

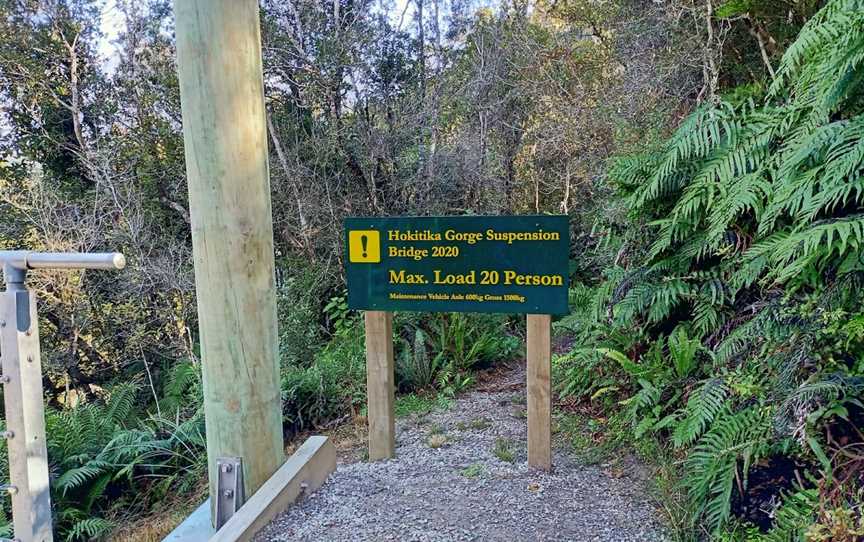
[
  {"left": 527, "top": 314, "right": 552, "bottom": 471},
  {"left": 0, "top": 290, "right": 53, "bottom": 542},
  {"left": 365, "top": 311, "right": 395, "bottom": 460},
  {"left": 173, "top": 0, "right": 284, "bottom": 518}
]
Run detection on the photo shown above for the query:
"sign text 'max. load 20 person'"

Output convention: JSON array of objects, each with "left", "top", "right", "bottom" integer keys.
[{"left": 344, "top": 215, "right": 569, "bottom": 314}]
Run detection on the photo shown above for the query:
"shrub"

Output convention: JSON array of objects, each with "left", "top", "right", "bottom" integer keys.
[
  {"left": 276, "top": 257, "right": 330, "bottom": 368},
  {"left": 396, "top": 328, "right": 441, "bottom": 392},
  {"left": 281, "top": 319, "right": 366, "bottom": 432},
  {"left": 392, "top": 312, "right": 519, "bottom": 394},
  {"left": 426, "top": 313, "right": 520, "bottom": 393}
]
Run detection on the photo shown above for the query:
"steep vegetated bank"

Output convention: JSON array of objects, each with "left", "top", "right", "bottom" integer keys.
[{"left": 554, "top": 0, "right": 864, "bottom": 539}]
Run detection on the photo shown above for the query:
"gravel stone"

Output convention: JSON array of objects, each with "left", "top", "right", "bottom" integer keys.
[{"left": 255, "top": 366, "right": 669, "bottom": 541}]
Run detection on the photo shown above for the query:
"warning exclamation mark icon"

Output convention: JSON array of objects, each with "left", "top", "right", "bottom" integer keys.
[{"left": 349, "top": 230, "right": 380, "bottom": 263}]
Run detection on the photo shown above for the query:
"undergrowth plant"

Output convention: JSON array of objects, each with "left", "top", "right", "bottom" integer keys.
[{"left": 0, "top": 362, "right": 206, "bottom": 541}]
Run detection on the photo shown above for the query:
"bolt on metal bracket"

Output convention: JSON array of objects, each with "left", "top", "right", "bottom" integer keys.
[{"left": 215, "top": 457, "right": 245, "bottom": 530}]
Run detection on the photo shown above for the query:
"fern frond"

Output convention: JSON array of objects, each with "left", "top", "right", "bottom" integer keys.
[
  {"left": 55, "top": 461, "right": 111, "bottom": 495},
  {"left": 64, "top": 517, "right": 113, "bottom": 542},
  {"left": 673, "top": 379, "right": 730, "bottom": 448},
  {"left": 686, "top": 407, "right": 772, "bottom": 533},
  {"left": 761, "top": 488, "right": 820, "bottom": 542},
  {"left": 162, "top": 359, "right": 200, "bottom": 415},
  {"left": 105, "top": 382, "right": 139, "bottom": 426}
]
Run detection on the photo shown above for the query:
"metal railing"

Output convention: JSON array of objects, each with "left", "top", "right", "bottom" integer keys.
[{"left": 0, "top": 252, "right": 125, "bottom": 542}]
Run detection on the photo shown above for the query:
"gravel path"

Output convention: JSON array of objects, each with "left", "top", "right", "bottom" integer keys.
[{"left": 255, "top": 365, "right": 669, "bottom": 542}]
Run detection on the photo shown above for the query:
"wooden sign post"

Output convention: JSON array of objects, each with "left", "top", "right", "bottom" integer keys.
[
  {"left": 364, "top": 311, "right": 395, "bottom": 461},
  {"left": 527, "top": 314, "right": 552, "bottom": 470},
  {"left": 345, "top": 216, "right": 568, "bottom": 470}
]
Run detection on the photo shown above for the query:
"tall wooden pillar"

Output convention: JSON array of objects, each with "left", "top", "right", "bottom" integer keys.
[{"left": 173, "top": 0, "right": 284, "bottom": 519}]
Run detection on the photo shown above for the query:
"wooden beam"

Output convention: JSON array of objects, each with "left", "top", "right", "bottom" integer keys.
[
  {"left": 210, "top": 436, "right": 336, "bottom": 542},
  {"left": 0, "top": 290, "right": 53, "bottom": 542},
  {"left": 365, "top": 311, "right": 395, "bottom": 460},
  {"left": 173, "top": 0, "right": 284, "bottom": 515},
  {"left": 527, "top": 314, "right": 552, "bottom": 470}
]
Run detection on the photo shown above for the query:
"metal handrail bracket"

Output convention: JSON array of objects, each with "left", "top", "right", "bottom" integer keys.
[{"left": 0, "top": 251, "right": 125, "bottom": 542}]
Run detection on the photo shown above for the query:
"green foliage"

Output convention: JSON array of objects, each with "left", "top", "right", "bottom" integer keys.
[
  {"left": 459, "top": 463, "right": 486, "bottom": 478},
  {"left": 281, "top": 319, "right": 367, "bottom": 432},
  {"left": 393, "top": 393, "right": 453, "bottom": 417},
  {"left": 277, "top": 258, "right": 330, "bottom": 367},
  {"left": 557, "top": 0, "right": 864, "bottom": 538},
  {"left": 396, "top": 328, "right": 441, "bottom": 392},
  {"left": 1, "top": 0, "right": 859, "bottom": 539},
  {"left": 614, "top": 0, "right": 864, "bottom": 305},
  {"left": 668, "top": 326, "right": 704, "bottom": 379},
  {"left": 673, "top": 379, "right": 730, "bottom": 448},
  {"left": 159, "top": 359, "right": 202, "bottom": 417},
  {"left": 60, "top": 517, "right": 114, "bottom": 542},
  {"left": 492, "top": 437, "right": 516, "bottom": 463},
  {"left": 760, "top": 489, "right": 819, "bottom": 542},
  {"left": 279, "top": 309, "right": 517, "bottom": 433},
  {"left": 323, "top": 293, "right": 354, "bottom": 336},
  {"left": 412, "top": 312, "right": 519, "bottom": 396},
  {"left": 0, "top": 382, "right": 206, "bottom": 541},
  {"left": 685, "top": 407, "right": 772, "bottom": 533}
]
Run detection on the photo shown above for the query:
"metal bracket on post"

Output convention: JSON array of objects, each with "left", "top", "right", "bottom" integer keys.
[
  {"left": 0, "top": 251, "right": 125, "bottom": 542},
  {"left": 215, "top": 457, "right": 245, "bottom": 530}
]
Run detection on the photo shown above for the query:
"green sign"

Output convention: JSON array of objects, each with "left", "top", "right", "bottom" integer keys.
[{"left": 344, "top": 215, "right": 569, "bottom": 314}]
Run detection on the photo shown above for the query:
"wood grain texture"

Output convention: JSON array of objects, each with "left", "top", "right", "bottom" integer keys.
[
  {"left": 173, "top": 0, "right": 284, "bottom": 515},
  {"left": 211, "top": 436, "right": 336, "bottom": 542},
  {"left": 527, "top": 314, "right": 552, "bottom": 471},
  {"left": 365, "top": 311, "right": 395, "bottom": 460},
  {"left": 0, "top": 291, "right": 53, "bottom": 542}
]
